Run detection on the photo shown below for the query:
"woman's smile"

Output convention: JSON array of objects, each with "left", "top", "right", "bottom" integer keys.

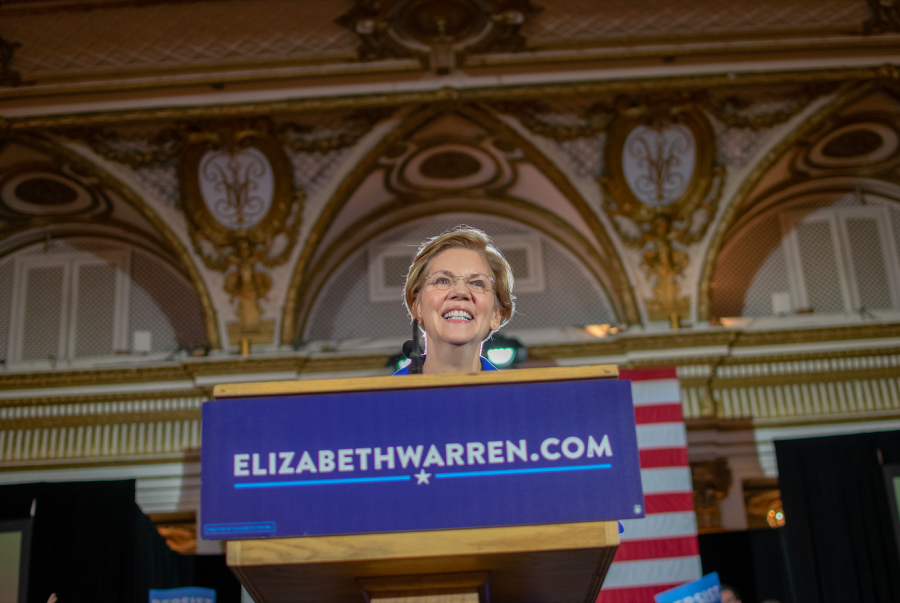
[{"left": 414, "top": 248, "right": 501, "bottom": 350}]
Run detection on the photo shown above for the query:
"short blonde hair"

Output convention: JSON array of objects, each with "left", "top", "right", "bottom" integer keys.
[{"left": 404, "top": 225, "right": 515, "bottom": 328}]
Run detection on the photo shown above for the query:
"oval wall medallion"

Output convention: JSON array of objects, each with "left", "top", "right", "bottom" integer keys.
[
  {"left": 1, "top": 170, "right": 96, "bottom": 216},
  {"left": 199, "top": 147, "right": 274, "bottom": 231},
  {"left": 180, "top": 134, "right": 293, "bottom": 246},
  {"left": 604, "top": 108, "right": 715, "bottom": 222},
  {"left": 822, "top": 130, "right": 883, "bottom": 158},
  {"left": 419, "top": 150, "right": 482, "bottom": 179},
  {"left": 808, "top": 121, "right": 899, "bottom": 169},
  {"left": 402, "top": 143, "right": 499, "bottom": 190},
  {"left": 621, "top": 124, "right": 696, "bottom": 208},
  {"left": 15, "top": 177, "right": 79, "bottom": 205}
]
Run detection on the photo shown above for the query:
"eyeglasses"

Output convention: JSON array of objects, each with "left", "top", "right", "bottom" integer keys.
[{"left": 424, "top": 271, "right": 494, "bottom": 294}]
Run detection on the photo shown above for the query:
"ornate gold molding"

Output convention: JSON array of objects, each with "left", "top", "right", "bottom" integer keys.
[
  {"left": 685, "top": 418, "right": 754, "bottom": 432},
  {"left": 0, "top": 389, "right": 204, "bottom": 409},
  {"left": 707, "top": 85, "right": 828, "bottom": 131},
  {"left": 0, "top": 324, "right": 895, "bottom": 398},
  {"left": 751, "top": 410, "right": 900, "bottom": 429},
  {"left": 691, "top": 458, "right": 732, "bottom": 532},
  {"left": 734, "top": 322, "right": 900, "bottom": 346},
  {"left": 0, "top": 365, "right": 191, "bottom": 391},
  {"left": 723, "top": 344, "right": 900, "bottom": 367},
  {"left": 0, "top": 353, "right": 393, "bottom": 393},
  {"left": 494, "top": 85, "right": 827, "bottom": 143},
  {"left": 709, "top": 365, "right": 900, "bottom": 390},
  {"left": 58, "top": 112, "right": 387, "bottom": 170},
  {"left": 6, "top": 65, "right": 897, "bottom": 132},
  {"left": 281, "top": 102, "right": 640, "bottom": 343},
  {"left": 178, "top": 121, "right": 304, "bottom": 346},
  {"left": 0, "top": 452, "right": 201, "bottom": 473},
  {"left": 336, "top": 0, "right": 541, "bottom": 73},
  {"left": 527, "top": 322, "right": 900, "bottom": 361},
  {"left": 601, "top": 97, "right": 724, "bottom": 325},
  {"left": 2, "top": 409, "right": 200, "bottom": 431},
  {"left": 527, "top": 330, "right": 739, "bottom": 361}
]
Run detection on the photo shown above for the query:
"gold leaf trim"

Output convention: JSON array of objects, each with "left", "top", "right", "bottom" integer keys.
[
  {"left": 7, "top": 66, "right": 896, "bottom": 131},
  {"left": 0, "top": 452, "right": 200, "bottom": 473},
  {"left": 0, "top": 409, "right": 200, "bottom": 431}
]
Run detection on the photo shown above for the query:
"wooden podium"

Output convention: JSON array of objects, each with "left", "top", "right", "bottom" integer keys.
[{"left": 210, "top": 366, "right": 629, "bottom": 603}]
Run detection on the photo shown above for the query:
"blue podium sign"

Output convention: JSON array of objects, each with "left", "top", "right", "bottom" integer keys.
[{"left": 200, "top": 377, "right": 643, "bottom": 540}]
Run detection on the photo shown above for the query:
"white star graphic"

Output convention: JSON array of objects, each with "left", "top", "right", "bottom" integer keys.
[{"left": 414, "top": 469, "right": 432, "bottom": 485}]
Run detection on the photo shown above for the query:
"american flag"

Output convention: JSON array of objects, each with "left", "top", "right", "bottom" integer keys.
[{"left": 598, "top": 367, "right": 701, "bottom": 602}]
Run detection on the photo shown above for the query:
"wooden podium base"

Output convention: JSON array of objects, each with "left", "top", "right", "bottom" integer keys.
[
  {"left": 227, "top": 521, "right": 619, "bottom": 603},
  {"left": 358, "top": 571, "right": 489, "bottom": 603}
]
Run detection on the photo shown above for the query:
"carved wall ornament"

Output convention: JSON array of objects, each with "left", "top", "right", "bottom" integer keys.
[
  {"left": 380, "top": 135, "right": 523, "bottom": 197},
  {"left": 336, "top": 0, "right": 541, "bottom": 73},
  {"left": 490, "top": 99, "right": 617, "bottom": 143},
  {"left": 705, "top": 84, "right": 834, "bottom": 131},
  {"left": 492, "top": 85, "right": 829, "bottom": 145},
  {"left": 179, "top": 121, "right": 304, "bottom": 349},
  {"left": 601, "top": 99, "right": 725, "bottom": 325},
  {"left": 0, "top": 163, "right": 112, "bottom": 228},
  {"left": 58, "top": 110, "right": 388, "bottom": 170},
  {"left": 691, "top": 458, "right": 733, "bottom": 532},
  {"left": 865, "top": 0, "right": 900, "bottom": 33},
  {"left": 798, "top": 114, "right": 900, "bottom": 174}
]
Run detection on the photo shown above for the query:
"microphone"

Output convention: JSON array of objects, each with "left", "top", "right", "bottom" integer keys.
[{"left": 402, "top": 319, "right": 424, "bottom": 374}]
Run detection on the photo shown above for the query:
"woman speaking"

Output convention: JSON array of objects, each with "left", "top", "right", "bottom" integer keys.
[{"left": 394, "top": 226, "right": 516, "bottom": 375}]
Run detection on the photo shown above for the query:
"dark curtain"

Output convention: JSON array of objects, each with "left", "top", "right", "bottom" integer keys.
[
  {"left": 775, "top": 430, "right": 900, "bottom": 603},
  {"left": 0, "top": 480, "right": 239, "bottom": 603},
  {"left": 699, "top": 528, "right": 792, "bottom": 603},
  {"left": 0, "top": 480, "right": 138, "bottom": 603},
  {"left": 133, "top": 507, "right": 241, "bottom": 603}
]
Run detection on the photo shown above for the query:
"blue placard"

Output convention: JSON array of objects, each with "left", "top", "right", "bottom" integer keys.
[
  {"left": 654, "top": 573, "right": 721, "bottom": 603},
  {"left": 149, "top": 587, "right": 216, "bottom": 603},
  {"left": 200, "top": 378, "right": 644, "bottom": 539}
]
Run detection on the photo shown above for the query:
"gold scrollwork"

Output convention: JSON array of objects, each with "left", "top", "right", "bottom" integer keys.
[
  {"left": 58, "top": 111, "right": 387, "bottom": 170},
  {"left": 59, "top": 125, "right": 184, "bottom": 169},
  {"left": 691, "top": 458, "right": 732, "bottom": 531},
  {"left": 601, "top": 99, "right": 725, "bottom": 325},
  {"left": 490, "top": 99, "right": 616, "bottom": 143},
  {"left": 336, "top": 0, "right": 541, "bottom": 72},
  {"left": 179, "top": 121, "right": 304, "bottom": 348},
  {"left": 705, "top": 84, "right": 833, "bottom": 131}
]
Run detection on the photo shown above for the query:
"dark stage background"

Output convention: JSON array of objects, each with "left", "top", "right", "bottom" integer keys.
[
  {"left": 776, "top": 430, "right": 900, "bottom": 603},
  {"left": 0, "top": 480, "right": 240, "bottom": 603}
]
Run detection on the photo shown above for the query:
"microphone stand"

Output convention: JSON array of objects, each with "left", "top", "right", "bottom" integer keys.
[{"left": 403, "top": 319, "right": 424, "bottom": 374}]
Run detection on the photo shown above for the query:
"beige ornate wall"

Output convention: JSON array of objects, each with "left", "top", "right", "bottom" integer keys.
[{"left": 2, "top": 0, "right": 900, "bottom": 539}]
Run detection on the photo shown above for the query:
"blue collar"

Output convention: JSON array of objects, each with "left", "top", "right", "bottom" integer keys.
[{"left": 393, "top": 355, "right": 498, "bottom": 375}]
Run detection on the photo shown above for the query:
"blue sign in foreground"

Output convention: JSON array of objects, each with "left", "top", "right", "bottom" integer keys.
[
  {"left": 201, "top": 378, "right": 644, "bottom": 539},
  {"left": 149, "top": 587, "right": 215, "bottom": 603},
  {"left": 654, "top": 572, "right": 721, "bottom": 603}
]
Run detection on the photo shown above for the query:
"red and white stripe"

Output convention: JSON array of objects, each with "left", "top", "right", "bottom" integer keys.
[{"left": 597, "top": 367, "right": 701, "bottom": 603}]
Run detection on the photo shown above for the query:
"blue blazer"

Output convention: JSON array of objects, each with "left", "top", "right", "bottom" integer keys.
[{"left": 393, "top": 355, "right": 498, "bottom": 375}]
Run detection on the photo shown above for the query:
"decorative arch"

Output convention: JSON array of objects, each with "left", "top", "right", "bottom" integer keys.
[
  {"left": 296, "top": 199, "right": 621, "bottom": 340},
  {"left": 696, "top": 80, "right": 900, "bottom": 321},
  {"left": 2, "top": 133, "right": 221, "bottom": 348},
  {"left": 281, "top": 103, "right": 639, "bottom": 344}
]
